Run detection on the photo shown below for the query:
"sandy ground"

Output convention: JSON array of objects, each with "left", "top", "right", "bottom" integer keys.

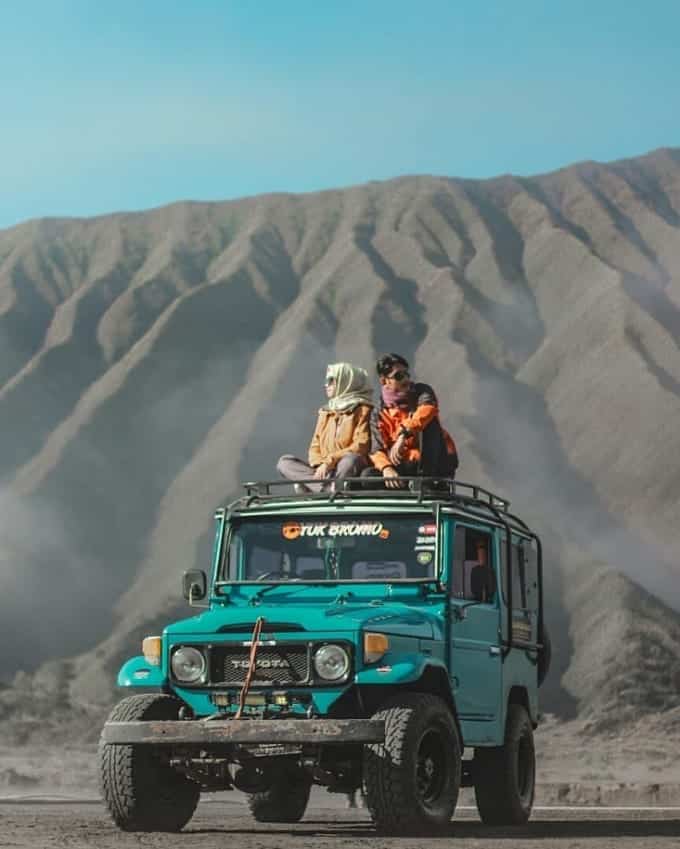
[
  {"left": 2, "top": 716, "right": 680, "bottom": 847},
  {"left": 1, "top": 796, "right": 680, "bottom": 849},
  {"left": 3, "top": 716, "right": 680, "bottom": 806}
]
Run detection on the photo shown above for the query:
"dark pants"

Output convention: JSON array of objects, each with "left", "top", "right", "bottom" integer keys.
[
  {"left": 277, "top": 453, "right": 368, "bottom": 491},
  {"left": 362, "top": 418, "right": 458, "bottom": 486},
  {"left": 419, "top": 417, "right": 458, "bottom": 477}
]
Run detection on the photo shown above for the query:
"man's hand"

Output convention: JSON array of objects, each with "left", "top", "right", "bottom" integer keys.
[
  {"left": 388, "top": 434, "right": 406, "bottom": 466},
  {"left": 382, "top": 466, "right": 403, "bottom": 489},
  {"left": 313, "top": 463, "right": 329, "bottom": 480}
]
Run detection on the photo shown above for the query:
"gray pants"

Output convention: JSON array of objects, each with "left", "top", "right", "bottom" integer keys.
[{"left": 277, "top": 453, "right": 367, "bottom": 491}]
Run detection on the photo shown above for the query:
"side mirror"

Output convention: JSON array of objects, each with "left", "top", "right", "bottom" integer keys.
[
  {"left": 470, "top": 564, "right": 497, "bottom": 603},
  {"left": 182, "top": 570, "right": 207, "bottom": 603}
]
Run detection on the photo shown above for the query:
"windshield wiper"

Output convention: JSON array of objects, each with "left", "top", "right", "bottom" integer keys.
[{"left": 249, "top": 581, "right": 337, "bottom": 606}]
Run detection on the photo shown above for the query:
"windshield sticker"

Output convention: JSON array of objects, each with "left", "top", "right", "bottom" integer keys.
[
  {"left": 281, "top": 521, "right": 387, "bottom": 540},
  {"left": 282, "top": 521, "right": 303, "bottom": 540},
  {"left": 416, "top": 551, "right": 433, "bottom": 566},
  {"left": 418, "top": 524, "right": 437, "bottom": 536}
]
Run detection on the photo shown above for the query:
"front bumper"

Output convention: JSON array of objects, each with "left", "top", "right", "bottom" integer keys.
[{"left": 101, "top": 718, "right": 385, "bottom": 746}]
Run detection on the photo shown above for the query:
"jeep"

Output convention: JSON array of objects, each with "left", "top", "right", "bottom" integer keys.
[{"left": 99, "top": 478, "right": 549, "bottom": 834}]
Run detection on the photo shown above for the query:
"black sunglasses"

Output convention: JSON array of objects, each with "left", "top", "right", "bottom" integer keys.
[
  {"left": 324, "top": 376, "right": 336, "bottom": 385},
  {"left": 387, "top": 369, "right": 409, "bottom": 381}
]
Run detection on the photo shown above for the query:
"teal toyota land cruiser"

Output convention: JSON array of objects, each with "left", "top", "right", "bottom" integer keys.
[{"left": 99, "top": 478, "right": 550, "bottom": 834}]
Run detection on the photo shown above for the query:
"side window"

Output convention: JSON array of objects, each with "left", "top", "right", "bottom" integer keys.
[
  {"left": 512, "top": 542, "right": 526, "bottom": 609},
  {"left": 523, "top": 541, "right": 538, "bottom": 607},
  {"left": 500, "top": 534, "right": 533, "bottom": 610},
  {"left": 451, "top": 525, "right": 496, "bottom": 602},
  {"left": 451, "top": 526, "right": 466, "bottom": 598}
]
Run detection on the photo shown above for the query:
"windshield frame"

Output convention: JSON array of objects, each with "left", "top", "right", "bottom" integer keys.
[{"left": 215, "top": 512, "right": 440, "bottom": 586}]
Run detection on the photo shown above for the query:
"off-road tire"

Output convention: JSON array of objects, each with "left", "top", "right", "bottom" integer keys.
[
  {"left": 473, "top": 703, "right": 535, "bottom": 825},
  {"left": 247, "top": 772, "right": 312, "bottom": 823},
  {"left": 99, "top": 694, "right": 200, "bottom": 832},
  {"left": 364, "top": 693, "right": 461, "bottom": 834}
]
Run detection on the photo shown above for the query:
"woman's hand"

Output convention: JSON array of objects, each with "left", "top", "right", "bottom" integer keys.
[{"left": 313, "top": 462, "right": 329, "bottom": 480}]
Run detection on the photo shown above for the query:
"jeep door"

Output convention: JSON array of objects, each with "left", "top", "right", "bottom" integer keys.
[{"left": 446, "top": 519, "right": 502, "bottom": 738}]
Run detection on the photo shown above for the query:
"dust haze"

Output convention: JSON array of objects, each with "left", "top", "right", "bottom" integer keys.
[{"left": 2, "top": 149, "right": 680, "bottom": 735}]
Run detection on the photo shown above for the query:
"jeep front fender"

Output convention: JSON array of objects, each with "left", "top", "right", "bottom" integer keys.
[
  {"left": 117, "top": 655, "right": 167, "bottom": 689},
  {"left": 355, "top": 653, "right": 448, "bottom": 685}
]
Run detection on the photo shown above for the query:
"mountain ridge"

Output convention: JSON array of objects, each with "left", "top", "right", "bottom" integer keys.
[
  {"left": 2, "top": 146, "right": 680, "bottom": 729},
  {"left": 2, "top": 143, "right": 678, "bottom": 236}
]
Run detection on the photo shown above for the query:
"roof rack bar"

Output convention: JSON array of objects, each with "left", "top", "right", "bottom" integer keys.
[{"left": 235, "top": 477, "right": 510, "bottom": 511}]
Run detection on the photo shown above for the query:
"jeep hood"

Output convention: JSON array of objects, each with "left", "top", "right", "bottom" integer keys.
[{"left": 165, "top": 600, "right": 444, "bottom": 640}]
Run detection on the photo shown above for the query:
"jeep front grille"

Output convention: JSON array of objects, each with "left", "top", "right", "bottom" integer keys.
[{"left": 209, "top": 644, "right": 310, "bottom": 686}]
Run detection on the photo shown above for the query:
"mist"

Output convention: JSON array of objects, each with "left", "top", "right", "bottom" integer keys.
[{"left": 1, "top": 156, "right": 680, "bottom": 728}]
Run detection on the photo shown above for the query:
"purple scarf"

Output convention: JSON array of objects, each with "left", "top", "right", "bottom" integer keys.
[{"left": 382, "top": 385, "right": 412, "bottom": 408}]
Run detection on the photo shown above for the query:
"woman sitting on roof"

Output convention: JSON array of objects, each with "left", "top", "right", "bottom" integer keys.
[{"left": 277, "top": 362, "right": 373, "bottom": 492}]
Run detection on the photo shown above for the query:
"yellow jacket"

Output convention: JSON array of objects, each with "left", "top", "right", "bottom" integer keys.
[{"left": 308, "top": 404, "right": 372, "bottom": 469}]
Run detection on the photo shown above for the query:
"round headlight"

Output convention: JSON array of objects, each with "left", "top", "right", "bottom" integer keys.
[
  {"left": 314, "top": 644, "right": 350, "bottom": 681},
  {"left": 171, "top": 647, "right": 206, "bottom": 683}
]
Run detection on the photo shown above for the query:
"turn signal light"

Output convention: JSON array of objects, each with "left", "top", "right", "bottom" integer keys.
[
  {"left": 142, "top": 636, "right": 162, "bottom": 666},
  {"left": 364, "top": 632, "right": 389, "bottom": 664}
]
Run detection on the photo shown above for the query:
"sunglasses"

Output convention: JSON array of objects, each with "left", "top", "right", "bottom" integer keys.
[
  {"left": 324, "top": 376, "right": 336, "bottom": 385},
  {"left": 387, "top": 369, "right": 409, "bottom": 381}
]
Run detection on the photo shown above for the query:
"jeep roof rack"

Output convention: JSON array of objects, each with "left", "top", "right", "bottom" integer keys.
[
  {"left": 232, "top": 477, "right": 533, "bottom": 525},
  {"left": 240, "top": 477, "right": 508, "bottom": 510},
  {"left": 224, "top": 478, "right": 532, "bottom": 536}
]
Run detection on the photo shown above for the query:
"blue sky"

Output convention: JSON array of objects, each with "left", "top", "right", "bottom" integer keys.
[{"left": 1, "top": 0, "right": 679, "bottom": 229}]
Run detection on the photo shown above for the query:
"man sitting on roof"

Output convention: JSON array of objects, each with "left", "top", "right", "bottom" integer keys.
[{"left": 364, "top": 353, "right": 458, "bottom": 489}]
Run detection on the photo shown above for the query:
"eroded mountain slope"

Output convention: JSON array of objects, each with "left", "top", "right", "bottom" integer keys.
[{"left": 2, "top": 148, "right": 680, "bottom": 726}]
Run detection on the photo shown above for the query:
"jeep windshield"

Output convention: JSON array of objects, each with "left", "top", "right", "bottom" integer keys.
[{"left": 219, "top": 515, "right": 438, "bottom": 583}]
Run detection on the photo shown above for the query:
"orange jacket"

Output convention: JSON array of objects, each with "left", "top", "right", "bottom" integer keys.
[
  {"left": 308, "top": 404, "right": 372, "bottom": 469},
  {"left": 369, "top": 383, "right": 456, "bottom": 471}
]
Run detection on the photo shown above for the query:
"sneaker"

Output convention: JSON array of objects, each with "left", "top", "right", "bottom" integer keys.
[{"left": 294, "top": 483, "right": 311, "bottom": 494}]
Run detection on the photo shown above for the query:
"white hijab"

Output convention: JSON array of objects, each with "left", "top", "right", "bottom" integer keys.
[{"left": 325, "top": 362, "right": 374, "bottom": 412}]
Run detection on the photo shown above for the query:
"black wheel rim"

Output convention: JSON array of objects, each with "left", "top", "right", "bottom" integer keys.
[
  {"left": 516, "top": 731, "right": 535, "bottom": 805},
  {"left": 415, "top": 728, "right": 449, "bottom": 808}
]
